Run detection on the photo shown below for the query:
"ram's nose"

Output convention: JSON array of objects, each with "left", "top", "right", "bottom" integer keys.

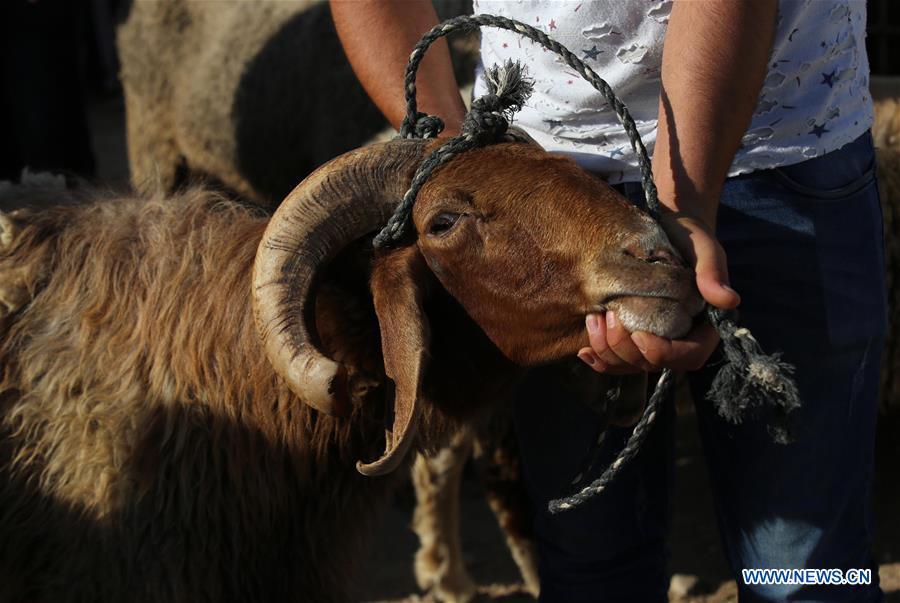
[{"left": 622, "top": 226, "right": 684, "bottom": 268}]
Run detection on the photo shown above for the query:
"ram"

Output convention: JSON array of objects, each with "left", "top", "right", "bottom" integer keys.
[{"left": 0, "top": 138, "right": 702, "bottom": 602}]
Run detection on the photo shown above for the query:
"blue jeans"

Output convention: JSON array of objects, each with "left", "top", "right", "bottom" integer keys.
[{"left": 514, "top": 132, "right": 887, "bottom": 602}]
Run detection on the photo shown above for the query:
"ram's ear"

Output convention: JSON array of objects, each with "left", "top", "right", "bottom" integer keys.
[{"left": 357, "top": 246, "right": 433, "bottom": 476}]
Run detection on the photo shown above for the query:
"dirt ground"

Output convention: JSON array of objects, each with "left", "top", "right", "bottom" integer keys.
[{"left": 84, "top": 94, "right": 899, "bottom": 603}]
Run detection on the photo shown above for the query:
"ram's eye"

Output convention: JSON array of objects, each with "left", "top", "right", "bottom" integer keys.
[{"left": 428, "top": 212, "right": 462, "bottom": 236}]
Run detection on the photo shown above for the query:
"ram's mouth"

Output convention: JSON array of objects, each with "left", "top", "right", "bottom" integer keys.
[
  {"left": 598, "top": 290, "right": 682, "bottom": 306},
  {"left": 595, "top": 290, "right": 704, "bottom": 340}
]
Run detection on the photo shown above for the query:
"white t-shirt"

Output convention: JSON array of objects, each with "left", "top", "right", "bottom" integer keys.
[{"left": 473, "top": 0, "right": 873, "bottom": 183}]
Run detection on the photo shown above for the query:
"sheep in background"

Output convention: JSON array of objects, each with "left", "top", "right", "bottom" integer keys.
[
  {"left": 874, "top": 98, "right": 900, "bottom": 150},
  {"left": 0, "top": 138, "right": 702, "bottom": 601},
  {"left": 873, "top": 98, "right": 900, "bottom": 413},
  {"left": 116, "top": 0, "right": 477, "bottom": 207}
]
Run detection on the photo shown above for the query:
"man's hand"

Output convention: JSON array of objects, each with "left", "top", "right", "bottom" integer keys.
[
  {"left": 577, "top": 314, "right": 720, "bottom": 374},
  {"left": 659, "top": 211, "right": 740, "bottom": 311},
  {"left": 577, "top": 212, "right": 737, "bottom": 374},
  {"left": 578, "top": 0, "right": 775, "bottom": 375}
]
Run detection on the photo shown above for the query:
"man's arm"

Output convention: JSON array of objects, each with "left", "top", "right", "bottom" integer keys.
[
  {"left": 330, "top": 0, "right": 467, "bottom": 136},
  {"left": 580, "top": 0, "right": 778, "bottom": 373},
  {"left": 653, "top": 0, "right": 777, "bottom": 307}
]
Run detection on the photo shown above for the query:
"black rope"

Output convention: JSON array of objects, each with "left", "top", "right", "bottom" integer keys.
[
  {"left": 548, "top": 370, "right": 672, "bottom": 513},
  {"left": 373, "top": 56, "right": 533, "bottom": 249},
  {"left": 374, "top": 13, "right": 659, "bottom": 250},
  {"left": 549, "top": 308, "right": 800, "bottom": 514},
  {"left": 404, "top": 14, "right": 658, "bottom": 215},
  {"left": 375, "top": 13, "right": 801, "bottom": 514}
]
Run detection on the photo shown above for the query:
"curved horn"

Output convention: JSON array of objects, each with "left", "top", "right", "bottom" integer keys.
[{"left": 252, "top": 139, "right": 430, "bottom": 415}]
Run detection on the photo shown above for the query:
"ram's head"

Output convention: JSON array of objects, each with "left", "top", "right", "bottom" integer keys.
[{"left": 252, "top": 139, "right": 702, "bottom": 474}]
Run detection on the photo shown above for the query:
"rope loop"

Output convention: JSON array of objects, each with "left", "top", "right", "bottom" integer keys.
[{"left": 377, "top": 13, "right": 661, "bottom": 250}]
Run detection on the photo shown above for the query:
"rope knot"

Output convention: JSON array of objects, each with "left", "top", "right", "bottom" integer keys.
[
  {"left": 377, "top": 59, "right": 534, "bottom": 249},
  {"left": 462, "top": 60, "right": 534, "bottom": 141},
  {"left": 400, "top": 112, "right": 445, "bottom": 139}
]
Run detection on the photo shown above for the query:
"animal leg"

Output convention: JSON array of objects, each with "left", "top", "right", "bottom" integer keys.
[
  {"left": 411, "top": 429, "right": 477, "bottom": 603},
  {"left": 473, "top": 422, "right": 540, "bottom": 598},
  {"left": 0, "top": 212, "right": 29, "bottom": 320},
  {"left": 120, "top": 83, "right": 183, "bottom": 196}
]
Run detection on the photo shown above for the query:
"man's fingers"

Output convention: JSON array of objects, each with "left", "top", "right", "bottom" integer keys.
[
  {"left": 581, "top": 313, "right": 645, "bottom": 374},
  {"left": 577, "top": 348, "right": 607, "bottom": 372},
  {"left": 585, "top": 313, "right": 609, "bottom": 356},
  {"left": 693, "top": 234, "right": 740, "bottom": 309},
  {"left": 628, "top": 331, "right": 672, "bottom": 369},
  {"left": 631, "top": 323, "right": 720, "bottom": 371},
  {"left": 581, "top": 313, "right": 719, "bottom": 374},
  {"left": 578, "top": 348, "right": 644, "bottom": 375},
  {"left": 603, "top": 312, "right": 652, "bottom": 371},
  {"left": 661, "top": 213, "right": 741, "bottom": 310},
  {"left": 586, "top": 312, "right": 630, "bottom": 368}
]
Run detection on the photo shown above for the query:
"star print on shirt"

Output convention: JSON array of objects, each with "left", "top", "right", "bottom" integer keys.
[
  {"left": 809, "top": 123, "right": 829, "bottom": 138},
  {"left": 582, "top": 45, "right": 601, "bottom": 60},
  {"left": 472, "top": 0, "right": 868, "bottom": 182}
]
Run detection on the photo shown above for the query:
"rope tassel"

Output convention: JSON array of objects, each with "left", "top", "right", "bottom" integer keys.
[
  {"left": 462, "top": 60, "right": 534, "bottom": 140},
  {"left": 373, "top": 60, "right": 534, "bottom": 249},
  {"left": 706, "top": 308, "right": 801, "bottom": 444}
]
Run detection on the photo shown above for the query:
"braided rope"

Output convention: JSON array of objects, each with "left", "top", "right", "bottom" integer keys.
[
  {"left": 548, "top": 370, "right": 673, "bottom": 513},
  {"left": 399, "top": 14, "right": 660, "bottom": 215},
  {"left": 376, "top": 13, "right": 801, "bottom": 514},
  {"left": 372, "top": 135, "right": 480, "bottom": 248},
  {"left": 374, "top": 14, "right": 661, "bottom": 249}
]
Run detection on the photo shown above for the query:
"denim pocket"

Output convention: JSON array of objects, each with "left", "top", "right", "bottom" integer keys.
[
  {"left": 718, "top": 130, "right": 887, "bottom": 351},
  {"left": 770, "top": 132, "right": 877, "bottom": 201}
]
